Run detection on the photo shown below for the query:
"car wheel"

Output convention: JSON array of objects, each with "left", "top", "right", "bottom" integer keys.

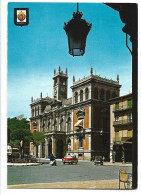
[{"left": 63, "top": 162, "right": 65, "bottom": 164}]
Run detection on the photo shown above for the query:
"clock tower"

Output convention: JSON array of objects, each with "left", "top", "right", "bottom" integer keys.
[{"left": 53, "top": 66, "right": 68, "bottom": 100}]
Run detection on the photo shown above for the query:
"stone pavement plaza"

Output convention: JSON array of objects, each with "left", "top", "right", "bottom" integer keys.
[{"left": 8, "top": 160, "right": 132, "bottom": 189}]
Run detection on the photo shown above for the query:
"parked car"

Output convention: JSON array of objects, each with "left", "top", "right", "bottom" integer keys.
[
  {"left": 94, "top": 156, "right": 103, "bottom": 165},
  {"left": 62, "top": 154, "right": 78, "bottom": 164}
]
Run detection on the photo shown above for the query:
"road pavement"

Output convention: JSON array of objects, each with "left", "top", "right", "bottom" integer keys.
[{"left": 7, "top": 160, "right": 132, "bottom": 189}]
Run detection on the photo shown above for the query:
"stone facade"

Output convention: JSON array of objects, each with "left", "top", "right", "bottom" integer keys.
[
  {"left": 110, "top": 93, "right": 132, "bottom": 163},
  {"left": 30, "top": 67, "right": 121, "bottom": 160}
]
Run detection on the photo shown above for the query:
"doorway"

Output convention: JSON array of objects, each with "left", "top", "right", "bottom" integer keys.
[{"left": 57, "top": 139, "right": 63, "bottom": 158}]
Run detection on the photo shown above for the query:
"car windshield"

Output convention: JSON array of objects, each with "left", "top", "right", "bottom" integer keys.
[
  {"left": 95, "top": 156, "right": 102, "bottom": 160},
  {"left": 65, "top": 155, "right": 75, "bottom": 158}
]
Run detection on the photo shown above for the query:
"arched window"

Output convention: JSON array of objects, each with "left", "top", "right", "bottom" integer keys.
[
  {"left": 35, "top": 107, "right": 36, "bottom": 116},
  {"left": 48, "top": 120, "right": 51, "bottom": 131},
  {"left": 54, "top": 119, "right": 57, "bottom": 131},
  {"left": 80, "top": 90, "right": 83, "bottom": 102},
  {"left": 67, "top": 117, "right": 71, "bottom": 132},
  {"left": 32, "top": 109, "right": 34, "bottom": 117},
  {"left": 60, "top": 118, "right": 63, "bottom": 131},
  {"left": 79, "top": 136, "right": 83, "bottom": 148},
  {"left": 94, "top": 88, "right": 98, "bottom": 99},
  {"left": 100, "top": 89, "right": 105, "bottom": 101},
  {"left": 85, "top": 87, "right": 89, "bottom": 100},
  {"left": 112, "top": 91, "right": 116, "bottom": 98},
  {"left": 75, "top": 92, "right": 78, "bottom": 103},
  {"left": 38, "top": 106, "right": 40, "bottom": 115},
  {"left": 106, "top": 90, "right": 110, "bottom": 101}
]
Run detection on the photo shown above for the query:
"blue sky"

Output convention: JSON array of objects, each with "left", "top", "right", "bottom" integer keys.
[{"left": 8, "top": 2, "right": 132, "bottom": 119}]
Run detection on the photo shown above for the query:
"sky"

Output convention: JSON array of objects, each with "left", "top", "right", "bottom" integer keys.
[{"left": 8, "top": 2, "right": 132, "bottom": 119}]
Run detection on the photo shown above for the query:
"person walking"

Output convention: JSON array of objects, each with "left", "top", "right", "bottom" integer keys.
[{"left": 49, "top": 153, "right": 57, "bottom": 166}]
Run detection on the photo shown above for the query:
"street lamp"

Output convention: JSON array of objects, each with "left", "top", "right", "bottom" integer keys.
[{"left": 64, "top": 3, "right": 92, "bottom": 57}]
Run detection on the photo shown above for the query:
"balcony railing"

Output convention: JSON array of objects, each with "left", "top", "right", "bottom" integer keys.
[
  {"left": 113, "top": 104, "right": 132, "bottom": 112},
  {"left": 113, "top": 119, "right": 132, "bottom": 126}
]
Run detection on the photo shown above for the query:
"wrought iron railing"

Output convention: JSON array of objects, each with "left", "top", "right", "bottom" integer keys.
[
  {"left": 113, "top": 104, "right": 132, "bottom": 112},
  {"left": 113, "top": 119, "right": 132, "bottom": 126}
]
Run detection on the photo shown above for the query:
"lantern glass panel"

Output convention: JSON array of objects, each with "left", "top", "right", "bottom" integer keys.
[{"left": 68, "top": 33, "right": 86, "bottom": 56}]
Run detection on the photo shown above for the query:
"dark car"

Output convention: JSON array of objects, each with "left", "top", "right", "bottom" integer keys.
[{"left": 94, "top": 156, "right": 103, "bottom": 165}]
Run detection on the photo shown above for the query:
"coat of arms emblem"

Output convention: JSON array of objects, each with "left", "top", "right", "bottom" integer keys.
[
  {"left": 14, "top": 8, "right": 29, "bottom": 26},
  {"left": 17, "top": 11, "right": 26, "bottom": 22}
]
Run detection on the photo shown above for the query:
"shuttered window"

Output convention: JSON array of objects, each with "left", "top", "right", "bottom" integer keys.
[
  {"left": 115, "top": 131, "right": 119, "bottom": 141},
  {"left": 115, "top": 103, "right": 119, "bottom": 111},
  {"left": 128, "top": 99, "right": 132, "bottom": 108}
]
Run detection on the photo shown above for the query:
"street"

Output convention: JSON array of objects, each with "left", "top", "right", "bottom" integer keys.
[{"left": 7, "top": 160, "right": 132, "bottom": 187}]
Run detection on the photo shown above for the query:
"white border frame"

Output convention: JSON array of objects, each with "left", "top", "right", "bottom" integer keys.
[{"left": 0, "top": 0, "right": 141, "bottom": 195}]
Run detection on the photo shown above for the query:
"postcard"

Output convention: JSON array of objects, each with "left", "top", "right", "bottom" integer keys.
[{"left": 0, "top": 0, "right": 139, "bottom": 194}]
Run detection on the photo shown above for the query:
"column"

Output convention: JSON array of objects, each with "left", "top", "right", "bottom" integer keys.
[
  {"left": 89, "top": 85, "right": 92, "bottom": 99},
  {"left": 45, "top": 138, "right": 49, "bottom": 159},
  {"left": 52, "top": 135, "right": 57, "bottom": 156},
  {"left": 71, "top": 136, "right": 74, "bottom": 151},
  {"left": 88, "top": 135, "right": 91, "bottom": 151},
  {"left": 39, "top": 144, "right": 42, "bottom": 158},
  {"left": 71, "top": 110, "right": 73, "bottom": 131},
  {"left": 78, "top": 90, "right": 80, "bottom": 102}
]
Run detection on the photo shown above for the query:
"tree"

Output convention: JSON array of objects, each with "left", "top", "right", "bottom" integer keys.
[
  {"left": 8, "top": 117, "right": 32, "bottom": 158},
  {"left": 32, "top": 131, "right": 45, "bottom": 158}
]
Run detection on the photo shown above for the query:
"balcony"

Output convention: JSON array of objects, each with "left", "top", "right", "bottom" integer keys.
[
  {"left": 113, "top": 104, "right": 132, "bottom": 112},
  {"left": 113, "top": 119, "right": 132, "bottom": 126}
]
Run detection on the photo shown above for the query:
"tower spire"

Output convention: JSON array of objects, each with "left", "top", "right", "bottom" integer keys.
[
  {"left": 40, "top": 92, "right": 42, "bottom": 99},
  {"left": 90, "top": 67, "right": 93, "bottom": 75},
  {"left": 66, "top": 68, "right": 68, "bottom": 75},
  {"left": 117, "top": 74, "right": 119, "bottom": 83},
  {"left": 58, "top": 66, "right": 61, "bottom": 73},
  {"left": 73, "top": 75, "right": 75, "bottom": 83}
]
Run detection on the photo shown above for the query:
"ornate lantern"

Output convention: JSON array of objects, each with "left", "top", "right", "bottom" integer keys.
[{"left": 64, "top": 3, "right": 92, "bottom": 56}]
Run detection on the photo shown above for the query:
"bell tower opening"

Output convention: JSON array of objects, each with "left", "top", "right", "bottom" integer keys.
[{"left": 53, "top": 66, "right": 68, "bottom": 101}]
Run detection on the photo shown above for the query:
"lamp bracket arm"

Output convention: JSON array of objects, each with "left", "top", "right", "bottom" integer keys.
[{"left": 126, "top": 33, "right": 132, "bottom": 55}]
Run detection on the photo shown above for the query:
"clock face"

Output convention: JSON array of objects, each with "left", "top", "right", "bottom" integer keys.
[{"left": 61, "top": 87, "right": 65, "bottom": 93}]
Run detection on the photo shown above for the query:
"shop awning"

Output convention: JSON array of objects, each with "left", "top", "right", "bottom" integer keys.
[
  {"left": 74, "top": 120, "right": 83, "bottom": 128},
  {"left": 121, "top": 137, "right": 132, "bottom": 143}
]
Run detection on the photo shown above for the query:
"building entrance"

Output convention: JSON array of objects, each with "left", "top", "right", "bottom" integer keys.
[
  {"left": 57, "top": 139, "right": 63, "bottom": 158},
  {"left": 48, "top": 139, "right": 52, "bottom": 156}
]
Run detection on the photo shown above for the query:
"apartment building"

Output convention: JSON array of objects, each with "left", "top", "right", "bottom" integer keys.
[{"left": 110, "top": 93, "right": 132, "bottom": 162}]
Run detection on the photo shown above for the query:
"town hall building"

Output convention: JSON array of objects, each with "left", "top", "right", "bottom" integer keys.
[{"left": 30, "top": 66, "right": 121, "bottom": 160}]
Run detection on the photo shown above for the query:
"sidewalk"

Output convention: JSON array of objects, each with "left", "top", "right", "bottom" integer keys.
[
  {"left": 103, "top": 162, "right": 132, "bottom": 167},
  {"left": 8, "top": 179, "right": 130, "bottom": 189},
  {"left": 7, "top": 162, "right": 42, "bottom": 166},
  {"left": 7, "top": 160, "right": 132, "bottom": 167}
]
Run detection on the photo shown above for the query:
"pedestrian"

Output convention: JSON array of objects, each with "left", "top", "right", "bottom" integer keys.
[{"left": 49, "top": 153, "right": 57, "bottom": 166}]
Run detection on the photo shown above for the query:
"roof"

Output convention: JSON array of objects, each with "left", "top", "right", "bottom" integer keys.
[{"left": 109, "top": 93, "right": 132, "bottom": 102}]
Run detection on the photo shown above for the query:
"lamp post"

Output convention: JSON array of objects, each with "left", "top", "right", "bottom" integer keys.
[
  {"left": 20, "top": 140, "right": 23, "bottom": 159},
  {"left": 64, "top": 3, "right": 92, "bottom": 56}
]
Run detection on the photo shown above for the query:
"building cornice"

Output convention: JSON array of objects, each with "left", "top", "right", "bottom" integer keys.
[{"left": 71, "top": 74, "right": 121, "bottom": 89}]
